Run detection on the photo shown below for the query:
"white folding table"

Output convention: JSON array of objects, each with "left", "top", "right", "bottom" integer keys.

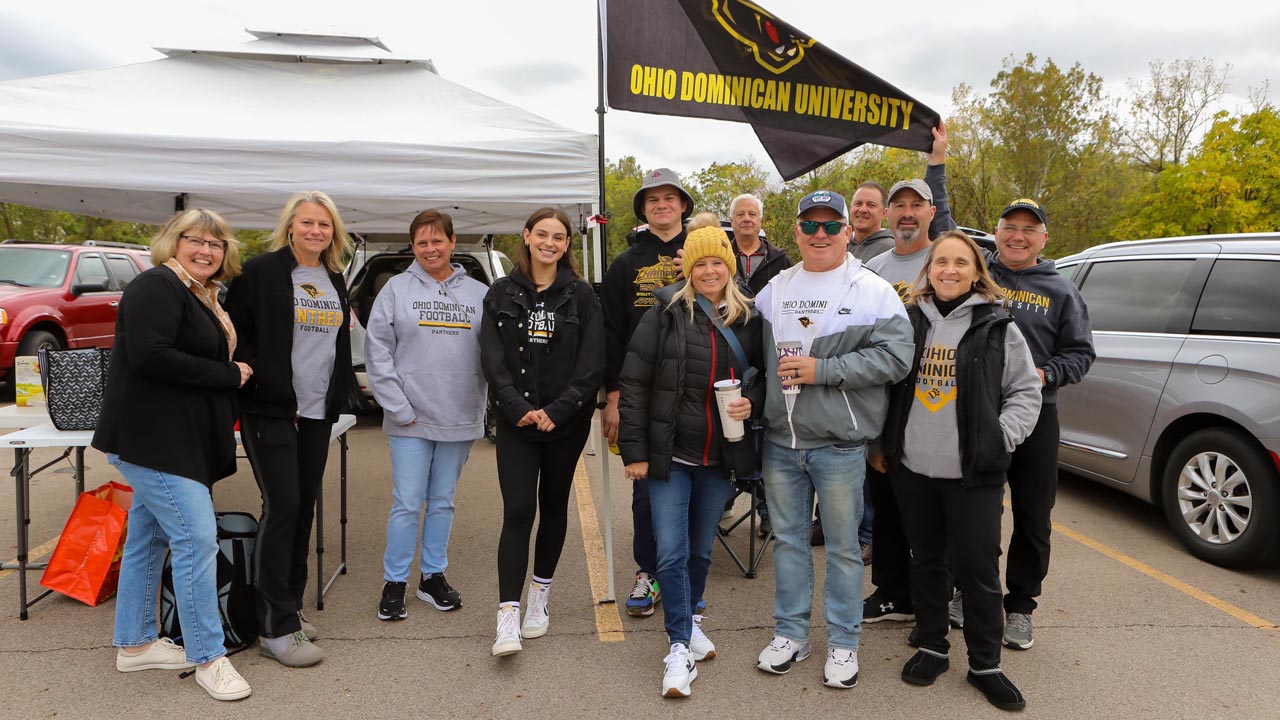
[{"left": 2, "top": 414, "right": 356, "bottom": 620}]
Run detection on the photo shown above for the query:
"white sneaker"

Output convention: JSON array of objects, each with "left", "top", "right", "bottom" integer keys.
[
  {"left": 116, "top": 637, "right": 195, "bottom": 672},
  {"left": 521, "top": 583, "right": 550, "bottom": 639},
  {"left": 689, "top": 614, "right": 715, "bottom": 661},
  {"left": 492, "top": 607, "right": 522, "bottom": 656},
  {"left": 661, "top": 643, "right": 697, "bottom": 698},
  {"left": 823, "top": 647, "right": 859, "bottom": 689},
  {"left": 756, "top": 635, "right": 811, "bottom": 674},
  {"left": 194, "top": 657, "right": 252, "bottom": 701}
]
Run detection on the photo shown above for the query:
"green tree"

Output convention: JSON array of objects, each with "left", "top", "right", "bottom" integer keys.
[
  {"left": 685, "top": 159, "right": 769, "bottom": 218},
  {"left": 1113, "top": 106, "right": 1280, "bottom": 238},
  {"left": 945, "top": 54, "right": 1138, "bottom": 256}
]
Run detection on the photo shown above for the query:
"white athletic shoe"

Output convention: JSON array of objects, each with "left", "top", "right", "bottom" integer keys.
[
  {"left": 823, "top": 647, "right": 859, "bottom": 689},
  {"left": 521, "top": 583, "right": 550, "bottom": 639},
  {"left": 194, "top": 657, "right": 252, "bottom": 701},
  {"left": 116, "top": 637, "right": 195, "bottom": 672},
  {"left": 661, "top": 643, "right": 697, "bottom": 698},
  {"left": 756, "top": 635, "right": 811, "bottom": 674},
  {"left": 492, "top": 607, "right": 522, "bottom": 656},
  {"left": 689, "top": 614, "right": 715, "bottom": 661}
]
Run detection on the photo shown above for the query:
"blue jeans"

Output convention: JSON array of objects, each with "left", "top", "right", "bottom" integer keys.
[
  {"left": 645, "top": 464, "right": 736, "bottom": 647},
  {"left": 109, "top": 454, "right": 224, "bottom": 665},
  {"left": 383, "top": 436, "right": 473, "bottom": 581},
  {"left": 763, "top": 440, "right": 867, "bottom": 651}
]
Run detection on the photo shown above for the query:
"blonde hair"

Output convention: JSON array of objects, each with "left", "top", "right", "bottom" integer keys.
[
  {"left": 686, "top": 211, "right": 722, "bottom": 232},
  {"left": 269, "top": 191, "right": 352, "bottom": 273},
  {"left": 149, "top": 208, "right": 241, "bottom": 283},
  {"left": 908, "top": 230, "right": 1007, "bottom": 306}
]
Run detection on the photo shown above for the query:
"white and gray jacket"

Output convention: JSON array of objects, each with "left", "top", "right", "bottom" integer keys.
[{"left": 756, "top": 256, "right": 915, "bottom": 449}]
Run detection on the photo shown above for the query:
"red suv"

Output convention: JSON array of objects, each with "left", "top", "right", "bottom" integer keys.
[{"left": 0, "top": 241, "right": 151, "bottom": 392}]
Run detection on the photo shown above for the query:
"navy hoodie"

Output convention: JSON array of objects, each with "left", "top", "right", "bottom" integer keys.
[{"left": 986, "top": 254, "right": 1096, "bottom": 404}]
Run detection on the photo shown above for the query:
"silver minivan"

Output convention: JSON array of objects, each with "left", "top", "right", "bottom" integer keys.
[{"left": 1054, "top": 233, "right": 1280, "bottom": 567}]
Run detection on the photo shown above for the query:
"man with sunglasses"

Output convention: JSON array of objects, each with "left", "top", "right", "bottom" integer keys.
[
  {"left": 959, "top": 199, "right": 1094, "bottom": 651},
  {"left": 753, "top": 191, "right": 913, "bottom": 689}
]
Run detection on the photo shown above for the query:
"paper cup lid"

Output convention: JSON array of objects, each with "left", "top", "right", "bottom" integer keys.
[{"left": 714, "top": 379, "right": 741, "bottom": 388}]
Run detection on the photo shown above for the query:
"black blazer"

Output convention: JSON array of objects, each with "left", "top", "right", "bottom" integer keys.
[
  {"left": 224, "top": 245, "right": 353, "bottom": 421},
  {"left": 92, "top": 266, "right": 241, "bottom": 487}
]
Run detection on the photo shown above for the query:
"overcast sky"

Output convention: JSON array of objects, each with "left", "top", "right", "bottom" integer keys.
[{"left": 2, "top": 0, "right": 1276, "bottom": 181}]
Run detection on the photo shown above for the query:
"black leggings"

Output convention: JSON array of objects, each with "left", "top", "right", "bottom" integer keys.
[
  {"left": 240, "top": 412, "right": 332, "bottom": 638},
  {"left": 496, "top": 418, "right": 593, "bottom": 602}
]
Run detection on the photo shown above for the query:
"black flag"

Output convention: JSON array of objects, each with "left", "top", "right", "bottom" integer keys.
[{"left": 604, "top": 0, "right": 939, "bottom": 180}]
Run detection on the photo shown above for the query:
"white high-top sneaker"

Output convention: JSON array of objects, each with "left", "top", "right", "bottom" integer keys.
[
  {"left": 492, "top": 606, "right": 522, "bottom": 656},
  {"left": 521, "top": 583, "right": 550, "bottom": 639}
]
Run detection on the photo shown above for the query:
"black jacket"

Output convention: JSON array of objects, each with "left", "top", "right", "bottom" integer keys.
[
  {"left": 480, "top": 267, "right": 605, "bottom": 441},
  {"left": 732, "top": 236, "right": 792, "bottom": 296},
  {"left": 881, "top": 302, "right": 1012, "bottom": 487},
  {"left": 224, "top": 245, "right": 352, "bottom": 421},
  {"left": 92, "top": 267, "right": 241, "bottom": 487},
  {"left": 618, "top": 283, "right": 764, "bottom": 481},
  {"left": 602, "top": 228, "right": 687, "bottom": 392}
]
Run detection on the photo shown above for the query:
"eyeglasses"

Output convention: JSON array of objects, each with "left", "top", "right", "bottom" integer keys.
[
  {"left": 181, "top": 235, "right": 228, "bottom": 252},
  {"left": 798, "top": 220, "right": 847, "bottom": 236},
  {"left": 997, "top": 225, "right": 1045, "bottom": 237}
]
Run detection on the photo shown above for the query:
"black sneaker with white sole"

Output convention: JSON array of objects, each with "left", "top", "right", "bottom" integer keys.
[
  {"left": 417, "top": 573, "right": 462, "bottom": 611},
  {"left": 378, "top": 581, "right": 407, "bottom": 621},
  {"left": 862, "top": 593, "right": 915, "bottom": 623}
]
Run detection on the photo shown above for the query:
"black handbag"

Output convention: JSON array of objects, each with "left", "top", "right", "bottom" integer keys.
[{"left": 39, "top": 348, "right": 111, "bottom": 431}]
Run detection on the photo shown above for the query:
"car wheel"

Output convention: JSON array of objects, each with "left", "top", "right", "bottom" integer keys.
[
  {"left": 17, "top": 329, "right": 63, "bottom": 358},
  {"left": 1161, "top": 428, "right": 1280, "bottom": 568}
]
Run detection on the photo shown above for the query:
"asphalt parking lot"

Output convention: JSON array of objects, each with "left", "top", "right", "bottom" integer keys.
[{"left": 2, "top": 410, "right": 1278, "bottom": 719}]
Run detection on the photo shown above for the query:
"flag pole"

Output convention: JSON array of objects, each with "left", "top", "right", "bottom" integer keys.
[{"left": 595, "top": 0, "right": 617, "bottom": 605}]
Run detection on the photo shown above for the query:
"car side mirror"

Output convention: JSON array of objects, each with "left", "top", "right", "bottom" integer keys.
[{"left": 71, "top": 281, "right": 110, "bottom": 295}]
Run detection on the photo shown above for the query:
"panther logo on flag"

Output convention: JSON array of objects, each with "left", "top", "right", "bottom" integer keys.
[{"left": 711, "top": 0, "right": 816, "bottom": 75}]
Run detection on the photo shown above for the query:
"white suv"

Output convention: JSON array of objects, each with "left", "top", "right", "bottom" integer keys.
[{"left": 344, "top": 233, "right": 511, "bottom": 415}]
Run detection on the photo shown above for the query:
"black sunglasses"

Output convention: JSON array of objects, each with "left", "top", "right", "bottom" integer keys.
[{"left": 798, "top": 220, "right": 847, "bottom": 236}]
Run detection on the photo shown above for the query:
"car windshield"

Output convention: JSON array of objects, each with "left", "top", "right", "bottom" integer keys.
[{"left": 0, "top": 247, "right": 72, "bottom": 288}]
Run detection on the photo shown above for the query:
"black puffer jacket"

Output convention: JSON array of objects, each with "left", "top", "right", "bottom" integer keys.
[
  {"left": 479, "top": 266, "right": 604, "bottom": 442},
  {"left": 618, "top": 283, "right": 764, "bottom": 481}
]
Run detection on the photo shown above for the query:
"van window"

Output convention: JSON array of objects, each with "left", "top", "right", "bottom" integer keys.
[
  {"left": 1191, "top": 259, "right": 1280, "bottom": 338},
  {"left": 1079, "top": 259, "right": 1196, "bottom": 333},
  {"left": 1055, "top": 262, "right": 1080, "bottom": 283}
]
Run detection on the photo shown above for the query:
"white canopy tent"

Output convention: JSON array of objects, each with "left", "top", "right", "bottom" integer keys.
[
  {"left": 0, "top": 30, "right": 620, "bottom": 602},
  {"left": 0, "top": 30, "right": 599, "bottom": 234}
]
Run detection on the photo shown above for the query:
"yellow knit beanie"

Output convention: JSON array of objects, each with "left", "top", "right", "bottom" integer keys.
[{"left": 683, "top": 225, "right": 736, "bottom": 276}]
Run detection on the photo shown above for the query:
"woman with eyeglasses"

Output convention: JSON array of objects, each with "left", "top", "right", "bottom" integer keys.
[
  {"left": 93, "top": 209, "right": 253, "bottom": 701},
  {"left": 224, "top": 191, "right": 353, "bottom": 669}
]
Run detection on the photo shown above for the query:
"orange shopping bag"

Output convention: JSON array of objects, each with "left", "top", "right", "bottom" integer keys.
[{"left": 39, "top": 481, "right": 133, "bottom": 606}]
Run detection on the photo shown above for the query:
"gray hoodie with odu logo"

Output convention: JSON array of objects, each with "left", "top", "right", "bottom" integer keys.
[{"left": 364, "top": 261, "right": 489, "bottom": 442}]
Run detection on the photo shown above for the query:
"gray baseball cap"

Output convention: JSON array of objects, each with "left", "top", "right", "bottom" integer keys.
[
  {"left": 887, "top": 178, "right": 933, "bottom": 205},
  {"left": 633, "top": 167, "right": 694, "bottom": 222}
]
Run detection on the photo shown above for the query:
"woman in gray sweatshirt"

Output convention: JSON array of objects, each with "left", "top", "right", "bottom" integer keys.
[
  {"left": 365, "top": 210, "right": 488, "bottom": 621},
  {"left": 875, "top": 231, "right": 1041, "bottom": 711}
]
